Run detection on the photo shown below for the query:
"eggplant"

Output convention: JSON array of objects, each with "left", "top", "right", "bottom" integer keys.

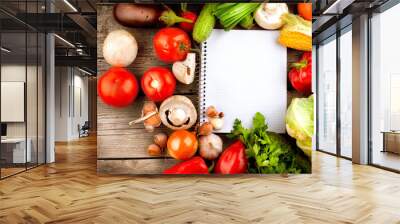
[{"left": 113, "top": 3, "right": 161, "bottom": 27}]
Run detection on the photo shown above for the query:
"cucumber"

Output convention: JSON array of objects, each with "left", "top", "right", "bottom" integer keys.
[{"left": 193, "top": 3, "right": 218, "bottom": 43}]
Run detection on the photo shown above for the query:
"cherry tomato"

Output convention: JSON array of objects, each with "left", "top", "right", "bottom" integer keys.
[
  {"left": 179, "top": 11, "right": 197, "bottom": 32},
  {"left": 297, "top": 3, "right": 312, "bottom": 21},
  {"left": 141, "top": 67, "right": 176, "bottom": 102},
  {"left": 167, "top": 130, "right": 198, "bottom": 160},
  {"left": 98, "top": 67, "right": 139, "bottom": 107},
  {"left": 153, "top": 27, "right": 191, "bottom": 63}
]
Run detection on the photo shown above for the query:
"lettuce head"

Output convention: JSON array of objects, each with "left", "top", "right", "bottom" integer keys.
[{"left": 286, "top": 95, "right": 314, "bottom": 157}]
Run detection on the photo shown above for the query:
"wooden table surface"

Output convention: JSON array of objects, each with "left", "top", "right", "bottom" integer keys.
[{"left": 97, "top": 4, "right": 303, "bottom": 174}]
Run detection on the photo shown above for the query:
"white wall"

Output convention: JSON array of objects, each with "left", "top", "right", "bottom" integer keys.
[
  {"left": 1, "top": 65, "right": 36, "bottom": 138},
  {"left": 72, "top": 73, "right": 89, "bottom": 138},
  {"left": 1, "top": 64, "right": 46, "bottom": 164},
  {"left": 55, "top": 66, "right": 69, "bottom": 141},
  {"left": 54, "top": 67, "right": 89, "bottom": 141}
]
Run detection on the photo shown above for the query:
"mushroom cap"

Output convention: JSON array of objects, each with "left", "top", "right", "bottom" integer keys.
[
  {"left": 103, "top": 29, "right": 138, "bottom": 67},
  {"left": 159, "top": 95, "right": 197, "bottom": 130}
]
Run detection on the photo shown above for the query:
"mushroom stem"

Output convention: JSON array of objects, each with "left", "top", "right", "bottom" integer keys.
[{"left": 129, "top": 111, "right": 157, "bottom": 125}]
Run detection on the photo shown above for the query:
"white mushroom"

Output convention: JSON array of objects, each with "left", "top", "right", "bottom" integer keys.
[
  {"left": 159, "top": 95, "right": 197, "bottom": 130},
  {"left": 172, "top": 53, "right": 196, "bottom": 85},
  {"left": 103, "top": 29, "right": 138, "bottom": 67},
  {"left": 169, "top": 107, "right": 188, "bottom": 126},
  {"left": 254, "top": 3, "right": 289, "bottom": 30}
]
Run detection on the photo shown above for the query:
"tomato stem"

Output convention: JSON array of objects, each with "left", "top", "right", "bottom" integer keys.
[
  {"left": 159, "top": 9, "right": 193, "bottom": 27},
  {"left": 208, "top": 160, "right": 215, "bottom": 173},
  {"left": 290, "top": 59, "right": 308, "bottom": 69}
]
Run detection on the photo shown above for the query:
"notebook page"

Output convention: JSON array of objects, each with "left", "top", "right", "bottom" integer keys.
[{"left": 202, "top": 29, "right": 287, "bottom": 133}]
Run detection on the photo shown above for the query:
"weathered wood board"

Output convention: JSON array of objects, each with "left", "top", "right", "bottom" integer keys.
[
  {"left": 97, "top": 4, "right": 188, "bottom": 172},
  {"left": 97, "top": 4, "right": 302, "bottom": 174}
]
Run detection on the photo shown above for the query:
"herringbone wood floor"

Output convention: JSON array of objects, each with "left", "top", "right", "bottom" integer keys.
[{"left": 0, "top": 136, "right": 399, "bottom": 224}]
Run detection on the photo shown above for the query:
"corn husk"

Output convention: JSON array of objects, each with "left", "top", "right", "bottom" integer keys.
[{"left": 278, "top": 14, "right": 312, "bottom": 51}]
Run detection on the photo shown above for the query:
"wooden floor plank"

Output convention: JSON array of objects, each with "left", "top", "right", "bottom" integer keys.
[{"left": 0, "top": 136, "right": 400, "bottom": 223}]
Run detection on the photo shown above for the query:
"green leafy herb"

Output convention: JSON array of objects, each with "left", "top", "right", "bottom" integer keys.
[{"left": 229, "top": 112, "right": 311, "bottom": 174}]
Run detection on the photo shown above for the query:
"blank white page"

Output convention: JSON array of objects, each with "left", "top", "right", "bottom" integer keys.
[{"left": 201, "top": 29, "right": 287, "bottom": 133}]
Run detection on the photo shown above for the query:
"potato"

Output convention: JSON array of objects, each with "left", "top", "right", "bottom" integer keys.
[{"left": 113, "top": 3, "right": 161, "bottom": 27}]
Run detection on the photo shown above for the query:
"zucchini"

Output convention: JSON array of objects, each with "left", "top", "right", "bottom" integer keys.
[{"left": 193, "top": 3, "right": 218, "bottom": 43}]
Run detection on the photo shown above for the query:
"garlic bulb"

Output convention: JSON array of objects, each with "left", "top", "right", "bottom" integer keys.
[
  {"left": 199, "top": 134, "right": 223, "bottom": 160},
  {"left": 210, "top": 117, "right": 224, "bottom": 130}
]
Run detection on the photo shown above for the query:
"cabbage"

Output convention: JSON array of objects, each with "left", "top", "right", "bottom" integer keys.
[{"left": 286, "top": 95, "right": 314, "bottom": 157}]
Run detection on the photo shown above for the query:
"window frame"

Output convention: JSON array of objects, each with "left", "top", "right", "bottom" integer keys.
[
  {"left": 367, "top": 1, "right": 400, "bottom": 173},
  {"left": 315, "top": 24, "right": 352, "bottom": 160}
]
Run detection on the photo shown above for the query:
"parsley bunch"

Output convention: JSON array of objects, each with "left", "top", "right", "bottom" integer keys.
[{"left": 229, "top": 112, "right": 311, "bottom": 174}]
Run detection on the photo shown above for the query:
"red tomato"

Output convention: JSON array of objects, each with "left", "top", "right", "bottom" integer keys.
[
  {"left": 141, "top": 67, "right": 176, "bottom": 102},
  {"left": 297, "top": 3, "right": 312, "bottom": 21},
  {"left": 179, "top": 11, "right": 197, "bottom": 32},
  {"left": 153, "top": 27, "right": 191, "bottom": 63},
  {"left": 98, "top": 67, "right": 139, "bottom": 107},
  {"left": 167, "top": 130, "right": 198, "bottom": 160}
]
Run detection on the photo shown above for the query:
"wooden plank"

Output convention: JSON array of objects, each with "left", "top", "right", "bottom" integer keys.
[
  {"left": 97, "top": 131, "right": 231, "bottom": 159},
  {"left": 97, "top": 95, "right": 198, "bottom": 132},
  {"left": 97, "top": 159, "right": 177, "bottom": 175},
  {"left": 97, "top": 129, "right": 172, "bottom": 158}
]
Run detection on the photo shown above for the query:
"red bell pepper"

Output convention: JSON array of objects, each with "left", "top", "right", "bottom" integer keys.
[
  {"left": 301, "top": 51, "right": 312, "bottom": 63},
  {"left": 163, "top": 156, "right": 209, "bottom": 174},
  {"left": 289, "top": 52, "right": 312, "bottom": 94},
  {"left": 215, "top": 140, "right": 248, "bottom": 174}
]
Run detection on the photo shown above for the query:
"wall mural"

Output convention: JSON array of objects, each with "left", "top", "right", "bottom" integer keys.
[{"left": 97, "top": 2, "right": 313, "bottom": 175}]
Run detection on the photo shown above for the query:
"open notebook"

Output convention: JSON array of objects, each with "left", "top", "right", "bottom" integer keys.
[{"left": 200, "top": 29, "right": 287, "bottom": 133}]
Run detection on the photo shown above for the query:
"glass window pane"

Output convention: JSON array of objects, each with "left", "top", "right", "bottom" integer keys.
[
  {"left": 318, "top": 37, "right": 337, "bottom": 154},
  {"left": 1, "top": 31, "right": 27, "bottom": 177},
  {"left": 371, "top": 4, "right": 400, "bottom": 171},
  {"left": 340, "top": 29, "right": 352, "bottom": 158}
]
